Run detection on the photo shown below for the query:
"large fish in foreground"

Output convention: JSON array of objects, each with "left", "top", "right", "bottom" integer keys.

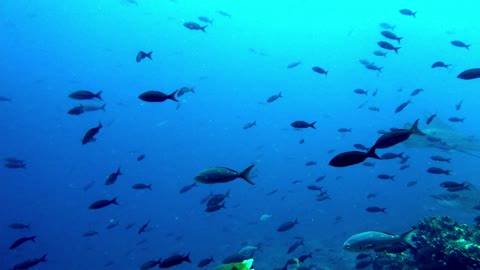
[
  {"left": 373, "top": 119, "right": 425, "bottom": 149},
  {"left": 343, "top": 230, "right": 416, "bottom": 252},
  {"left": 195, "top": 165, "right": 255, "bottom": 185},
  {"left": 329, "top": 147, "right": 380, "bottom": 167}
]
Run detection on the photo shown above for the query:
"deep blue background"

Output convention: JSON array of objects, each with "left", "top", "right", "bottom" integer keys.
[{"left": 1, "top": 0, "right": 479, "bottom": 269}]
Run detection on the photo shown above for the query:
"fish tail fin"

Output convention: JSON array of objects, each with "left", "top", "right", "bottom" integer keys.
[
  {"left": 412, "top": 12, "right": 417, "bottom": 18},
  {"left": 191, "top": 87, "right": 196, "bottom": 93},
  {"left": 201, "top": 25, "right": 207, "bottom": 32},
  {"left": 239, "top": 165, "right": 255, "bottom": 185},
  {"left": 294, "top": 218, "right": 299, "bottom": 225},
  {"left": 378, "top": 67, "right": 383, "bottom": 72},
  {"left": 40, "top": 254, "right": 47, "bottom": 262},
  {"left": 31, "top": 236, "right": 37, "bottom": 242},
  {"left": 117, "top": 168, "right": 122, "bottom": 175},
  {"left": 446, "top": 170, "right": 451, "bottom": 175},
  {"left": 401, "top": 229, "right": 417, "bottom": 249},
  {"left": 183, "top": 253, "right": 191, "bottom": 263},
  {"left": 169, "top": 90, "right": 179, "bottom": 102},
  {"left": 225, "top": 189, "right": 231, "bottom": 198},
  {"left": 325, "top": 71, "right": 328, "bottom": 76},
  {"left": 410, "top": 119, "right": 426, "bottom": 135},
  {"left": 382, "top": 208, "right": 387, "bottom": 213},
  {"left": 394, "top": 47, "right": 401, "bottom": 54},
  {"left": 96, "top": 91, "right": 103, "bottom": 101},
  {"left": 147, "top": 184, "right": 152, "bottom": 190},
  {"left": 310, "top": 121, "right": 317, "bottom": 129},
  {"left": 398, "top": 37, "right": 403, "bottom": 44},
  {"left": 98, "top": 122, "right": 103, "bottom": 129},
  {"left": 100, "top": 104, "right": 106, "bottom": 111},
  {"left": 367, "top": 147, "right": 381, "bottom": 160},
  {"left": 146, "top": 51, "right": 153, "bottom": 59},
  {"left": 111, "top": 197, "right": 119, "bottom": 205}
]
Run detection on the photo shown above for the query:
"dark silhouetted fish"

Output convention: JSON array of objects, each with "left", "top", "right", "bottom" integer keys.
[
  {"left": 105, "top": 168, "right": 122, "bottom": 185},
  {"left": 82, "top": 230, "right": 99, "bottom": 237},
  {"left": 365, "top": 63, "right": 383, "bottom": 72},
  {"left": 9, "top": 223, "right": 30, "bottom": 230},
  {"left": 448, "top": 117, "right": 464, "bottom": 122},
  {"left": 88, "top": 197, "right": 118, "bottom": 209},
  {"left": 243, "top": 121, "right": 256, "bottom": 130},
  {"left": 138, "top": 90, "right": 178, "bottom": 102},
  {"left": 354, "top": 89, "right": 368, "bottom": 95},
  {"left": 205, "top": 202, "right": 226, "bottom": 212},
  {"left": 451, "top": 40, "right": 471, "bottom": 49},
  {"left": 426, "top": 114, "right": 436, "bottom": 125},
  {"left": 455, "top": 100, "right": 463, "bottom": 110},
  {"left": 179, "top": 182, "right": 198, "bottom": 193},
  {"left": 137, "top": 154, "right": 146, "bottom": 161},
  {"left": 0, "top": 96, "right": 12, "bottom": 102},
  {"left": 380, "top": 152, "right": 403, "bottom": 159},
  {"left": 329, "top": 147, "right": 380, "bottom": 167},
  {"left": 366, "top": 206, "right": 386, "bottom": 213},
  {"left": 394, "top": 100, "right": 411, "bottom": 113},
  {"left": 379, "top": 22, "right": 395, "bottom": 30},
  {"left": 158, "top": 253, "right": 191, "bottom": 268},
  {"left": 132, "top": 183, "right": 152, "bottom": 190},
  {"left": 267, "top": 92, "right": 282, "bottom": 103},
  {"left": 291, "top": 120, "right": 316, "bottom": 129},
  {"left": 458, "top": 68, "right": 480, "bottom": 80},
  {"left": 207, "top": 190, "right": 230, "bottom": 206},
  {"left": 277, "top": 218, "right": 298, "bottom": 232},
  {"left": 140, "top": 259, "right": 160, "bottom": 270},
  {"left": 69, "top": 90, "right": 102, "bottom": 101},
  {"left": 81, "top": 122, "right": 102, "bottom": 144},
  {"left": 399, "top": 8, "right": 417, "bottom": 17},
  {"left": 287, "top": 60, "right": 302, "bottom": 69},
  {"left": 13, "top": 254, "right": 46, "bottom": 270},
  {"left": 381, "top": 31, "right": 402, "bottom": 44},
  {"left": 9, "top": 236, "right": 36, "bottom": 250},
  {"left": 312, "top": 66, "right": 328, "bottom": 75},
  {"left": 138, "top": 220, "right": 150, "bottom": 234},
  {"left": 368, "top": 106, "right": 380, "bottom": 111},
  {"left": 427, "top": 167, "right": 450, "bottom": 175},
  {"left": 183, "top": 22, "right": 207, "bottom": 32},
  {"left": 431, "top": 61, "right": 450, "bottom": 69},
  {"left": 136, "top": 51, "right": 152, "bottom": 63},
  {"left": 338, "top": 128, "right": 352, "bottom": 133},
  {"left": 407, "top": 180, "right": 418, "bottom": 187},
  {"left": 197, "top": 257, "right": 214, "bottom": 267},
  {"left": 373, "top": 119, "right": 425, "bottom": 149},
  {"left": 287, "top": 239, "right": 304, "bottom": 253},
  {"left": 305, "top": 161, "right": 317, "bottom": 166},
  {"left": 82, "top": 103, "right": 106, "bottom": 112},
  {"left": 177, "top": 87, "right": 195, "bottom": 97},
  {"left": 373, "top": 50, "right": 387, "bottom": 57},
  {"left": 431, "top": 155, "right": 451, "bottom": 163},
  {"left": 410, "top": 88, "right": 423, "bottom": 96},
  {"left": 377, "top": 41, "right": 400, "bottom": 53},
  {"left": 68, "top": 105, "right": 85, "bottom": 115},
  {"left": 377, "top": 174, "right": 394, "bottom": 180},
  {"left": 195, "top": 165, "right": 255, "bottom": 185}
]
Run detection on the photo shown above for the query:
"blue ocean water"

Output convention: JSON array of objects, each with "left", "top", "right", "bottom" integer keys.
[{"left": 1, "top": 0, "right": 479, "bottom": 269}]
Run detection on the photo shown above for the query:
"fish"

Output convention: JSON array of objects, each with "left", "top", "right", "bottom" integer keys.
[
  {"left": 440, "top": 181, "right": 468, "bottom": 189},
  {"left": 197, "top": 257, "right": 214, "bottom": 267},
  {"left": 81, "top": 122, "right": 103, "bottom": 144},
  {"left": 141, "top": 260, "right": 160, "bottom": 270},
  {"left": 82, "top": 230, "right": 99, "bottom": 237},
  {"left": 307, "top": 185, "right": 323, "bottom": 191},
  {"left": 198, "top": 16, "right": 213, "bottom": 24},
  {"left": 179, "top": 182, "right": 198, "bottom": 193},
  {"left": 426, "top": 114, "right": 437, "bottom": 125},
  {"left": 338, "top": 128, "right": 352, "bottom": 133},
  {"left": 329, "top": 147, "right": 380, "bottom": 167},
  {"left": 373, "top": 50, "right": 388, "bottom": 57},
  {"left": 410, "top": 88, "right": 423, "bottom": 96},
  {"left": 69, "top": 90, "right": 103, "bottom": 100},
  {"left": 105, "top": 168, "right": 122, "bottom": 185},
  {"left": 13, "top": 254, "right": 47, "bottom": 270},
  {"left": 305, "top": 161, "right": 317, "bottom": 166},
  {"left": 431, "top": 61, "right": 451, "bottom": 69},
  {"left": 366, "top": 206, "right": 386, "bottom": 213},
  {"left": 365, "top": 63, "right": 383, "bottom": 72},
  {"left": 367, "top": 193, "right": 377, "bottom": 199},
  {"left": 200, "top": 192, "right": 214, "bottom": 204},
  {"left": 8, "top": 223, "right": 30, "bottom": 230},
  {"left": 243, "top": 121, "right": 256, "bottom": 130},
  {"left": 400, "top": 165, "right": 410, "bottom": 170},
  {"left": 287, "top": 60, "right": 302, "bottom": 69},
  {"left": 380, "top": 152, "right": 404, "bottom": 159},
  {"left": 399, "top": 8, "right": 417, "bottom": 17},
  {"left": 377, "top": 174, "right": 394, "bottom": 181},
  {"left": 448, "top": 117, "right": 464, "bottom": 122},
  {"left": 138, "top": 90, "right": 178, "bottom": 102},
  {"left": 394, "top": 100, "right": 411, "bottom": 113},
  {"left": 68, "top": 105, "right": 85, "bottom": 115},
  {"left": 381, "top": 31, "right": 402, "bottom": 44},
  {"left": 0, "top": 96, "right": 12, "bottom": 102},
  {"left": 458, "top": 68, "right": 480, "bottom": 80},
  {"left": 106, "top": 219, "right": 120, "bottom": 230},
  {"left": 379, "top": 23, "right": 395, "bottom": 30},
  {"left": 136, "top": 51, "right": 152, "bottom": 62},
  {"left": 82, "top": 103, "right": 106, "bottom": 112},
  {"left": 207, "top": 190, "right": 230, "bottom": 206},
  {"left": 451, "top": 40, "right": 471, "bottom": 49},
  {"left": 217, "top": 11, "right": 232, "bottom": 17},
  {"left": 138, "top": 220, "right": 150, "bottom": 234},
  {"left": 137, "top": 154, "right": 146, "bottom": 161},
  {"left": 407, "top": 180, "right": 418, "bottom": 187},
  {"left": 373, "top": 119, "right": 425, "bottom": 149},
  {"left": 354, "top": 89, "right": 368, "bottom": 95},
  {"left": 291, "top": 120, "right": 316, "bottom": 129},
  {"left": 430, "top": 155, "right": 451, "bottom": 163},
  {"left": 158, "top": 254, "right": 191, "bottom": 268},
  {"left": 353, "top": 144, "right": 369, "bottom": 151},
  {"left": 132, "top": 183, "right": 152, "bottom": 190},
  {"left": 277, "top": 218, "right": 298, "bottom": 232},
  {"left": 267, "top": 92, "right": 282, "bottom": 103},
  {"left": 377, "top": 41, "right": 401, "bottom": 53},
  {"left": 205, "top": 202, "right": 226, "bottom": 212},
  {"left": 88, "top": 197, "right": 119, "bottom": 209},
  {"left": 343, "top": 230, "right": 416, "bottom": 252},
  {"left": 287, "top": 239, "right": 304, "bottom": 253},
  {"left": 312, "top": 66, "right": 328, "bottom": 75},
  {"left": 426, "top": 167, "right": 451, "bottom": 175},
  {"left": 9, "top": 236, "right": 36, "bottom": 250},
  {"left": 183, "top": 22, "right": 207, "bottom": 32},
  {"left": 195, "top": 165, "right": 255, "bottom": 185},
  {"left": 455, "top": 100, "right": 463, "bottom": 110},
  {"left": 177, "top": 87, "right": 195, "bottom": 97},
  {"left": 298, "top": 253, "right": 312, "bottom": 262}
]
